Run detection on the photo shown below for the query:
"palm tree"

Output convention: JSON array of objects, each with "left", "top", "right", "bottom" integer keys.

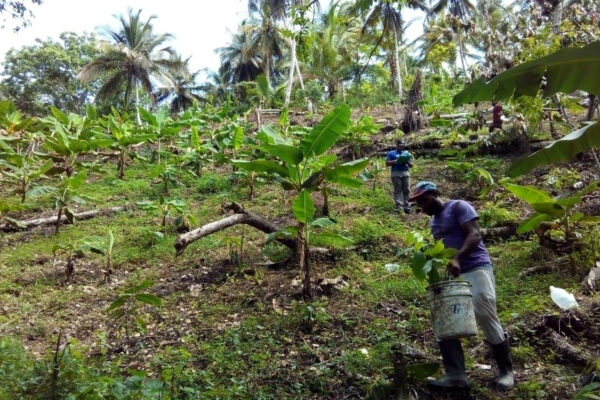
[
  {"left": 428, "top": 0, "right": 477, "bottom": 79},
  {"left": 242, "top": 3, "right": 283, "bottom": 86},
  {"left": 198, "top": 70, "right": 230, "bottom": 104},
  {"left": 306, "top": 2, "right": 355, "bottom": 98},
  {"left": 155, "top": 56, "right": 205, "bottom": 113},
  {"left": 248, "top": 0, "right": 320, "bottom": 108},
  {"left": 358, "top": 0, "right": 428, "bottom": 101},
  {"left": 216, "top": 27, "right": 263, "bottom": 84},
  {"left": 78, "top": 9, "right": 179, "bottom": 123}
]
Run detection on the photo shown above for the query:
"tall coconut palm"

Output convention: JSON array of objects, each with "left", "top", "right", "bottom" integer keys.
[
  {"left": 242, "top": 2, "right": 283, "bottom": 87},
  {"left": 428, "top": 0, "right": 477, "bottom": 79},
  {"left": 358, "top": 0, "right": 428, "bottom": 101},
  {"left": 155, "top": 56, "right": 205, "bottom": 113},
  {"left": 248, "top": 0, "right": 320, "bottom": 107},
  {"left": 216, "top": 27, "right": 263, "bottom": 84},
  {"left": 306, "top": 1, "right": 356, "bottom": 98},
  {"left": 78, "top": 9, "right": 179, "bottom": 123}
]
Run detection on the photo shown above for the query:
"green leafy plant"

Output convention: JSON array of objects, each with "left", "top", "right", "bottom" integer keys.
[
  {"left": 399, "top": 232, "right": 458, "bottom": 285},
  {"left": 453, "top": 41, "right": 600, "bottom": 176},
  {"left": 42, "top": 106, "right": 110, "bottom": 176},
  {"left": 233, "top": 105, "right": 365, "bottom": 297},
  {"left": 29, "top": 169, "right": 91, "bottom": 233},
  {"left": 137, "top": 196, "right": 186, "bottom": 231},
  {"left": 446, "top": 161, "right": 496, "bottom": 198},
  {"left": 107, "top": 279, "right": 162, "bottom": 349},
  {"left": 0, "top": 200, "right": 25, "bottom": 228},
  {"left": 105, "top": 111, "right": 153, "bottom": 179},
  {"left": 342, "top": 115, "right": 382, "bottom": 160},
  {"left": 52, "top": 239, "right": 85, "bottom": 282},
  {"left": 504, "top": 182, "right": 599, "bottom": 237},
  {"left": 80, "top": 230, "right": 115, "bottom": 281}
]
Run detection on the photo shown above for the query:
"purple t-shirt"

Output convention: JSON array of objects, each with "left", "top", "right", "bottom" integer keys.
[{"left": 431, "top": 200, "right": 491, "bottom": 272}]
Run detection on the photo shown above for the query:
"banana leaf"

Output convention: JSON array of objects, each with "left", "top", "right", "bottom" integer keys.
[
  {"left": 293, "top": 190, "right": 314, "bottom": 224},
  {"left": 300, "top": 105, "right": 350, "bottom": 157},
  {"left": 508, "top": 122, "right": 600, "bottom": 177},
  {"left": 453, "top": 41, "right": 600, "bottom": 105}
]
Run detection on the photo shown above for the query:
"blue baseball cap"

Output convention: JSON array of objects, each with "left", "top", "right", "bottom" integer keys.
[{"left": 409, "top": 181, "right": 438, "bottom": 201}]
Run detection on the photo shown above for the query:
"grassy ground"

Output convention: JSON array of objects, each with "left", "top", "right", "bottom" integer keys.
[{"left": 1, "top": 143, "right": 599, "bottom": 399}]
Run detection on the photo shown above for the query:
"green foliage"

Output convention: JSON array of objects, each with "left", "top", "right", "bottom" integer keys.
[
  {"left": 137, "top": 196, "right": 186, "bottom": 230},
  {"left": 80, "top": 230, "right": 116, "bottom": 278},
  {"left": 400, "top": 232, "right": 458, "bottom": 285},
  {"left": 508, "top": 122, "right": 600, "bottom": 177},
  {"left": 453, "top": 41, "right": 600, "bottom": 105},
  {"left": 341, "top": 115, "right": 382, "bottom": 159},
  {"left": 0, "top": 32, "right": 100, "bottom": 115},
  {"left": 478, "top": 202, "right": 519, "bottom": 228},
  {"left": 504, "top": 181, "right": 599, "bottom": 237},
  {"left": 108, "top": 280, "right": 162, "bottom": 347}
]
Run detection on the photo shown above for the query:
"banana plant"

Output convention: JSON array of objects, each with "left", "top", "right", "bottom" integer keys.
[
  {"left": 1, "top": 152, "right": 54, "bottom": 204},
  {"left": 179, "top": 125, "right": 217, "bottom": 176},
  {"left": 80, "top": 230, "right": 115, "bottom": 281},
  {"left": 52, "top": 239, "right": 86, "bottom": 282},
  {"left": 341, "top": 115, "right": 382, "bottom": 160},
  {"left": 149, "top": 158, "right": 183, "bottom": 196},
  {"left": 42, "top": 106, "right": 111, "bottom": 176},
  {"left": 107, "top": 279, "right": 161, "bottom": 348},
  {"left": 233, "top": 105, "right": 367, "bottom": 297},
  {"left": 137, "top": 196, "right": 186, "bottom": 231},
  {"left": 105, "top": 113, "right": 154, "bottom": 179},
  {"left": 504, "top": 181, "right": 600, "bottom": 238},
  {"left": 138, "top": 107, "right": 180, "bottom": 164},
  {"left": 29, "top": 169, "right": 91, "bottom": 233},
  {"left": 0, "top": 200, "right": 25, "bottom": 228},
  {"left": 453, "top": 41, "right": 600, "bottom": 176}
]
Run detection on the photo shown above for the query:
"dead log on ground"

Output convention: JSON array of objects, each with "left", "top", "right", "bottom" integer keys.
[
  {"left": 0, "top": 205, "right": 132, "bottom": 232},
  {"left": 481, "top": 225, "right": 519, "bottom": 241},
  {"left": 174, "top": 203, "right": 296, "bottom": 255},
  {"left": 582, "top": 261, "right": 600, "bottom": 294}
]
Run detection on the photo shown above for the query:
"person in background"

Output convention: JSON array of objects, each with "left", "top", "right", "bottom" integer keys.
[
  {"left": 386, "top": 140, "right": 413, "bottom": 213},
  {"left": 409, "top": 181, "right": 514, "bottom": 391},
  {"left": 490, "top": 101, "right": 503, "bottom": 132}
]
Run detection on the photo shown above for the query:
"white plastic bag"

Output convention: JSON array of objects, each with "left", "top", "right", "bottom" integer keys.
[{"left": 549, "top": 286, "right": 579, "bottom": 310}]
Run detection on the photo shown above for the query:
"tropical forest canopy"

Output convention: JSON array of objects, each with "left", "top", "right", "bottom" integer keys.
[{"left": 0, "top": 0, "right": 600, "bottom": 399}]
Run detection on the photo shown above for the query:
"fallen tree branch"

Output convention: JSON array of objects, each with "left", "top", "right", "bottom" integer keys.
[
  {"left": 175, "top": 203, "right": 296, "bottom": 255},
  {"left": 481, "top": 225, "right": 519, "bottom": 242},
  {"left": 0, "top": 205, "right": 132, "bottom": 233}
]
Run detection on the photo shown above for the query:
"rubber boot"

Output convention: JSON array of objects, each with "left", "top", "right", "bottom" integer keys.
[
  {"left": 429, "top": 339, "right": 470, "bottom": 389},
  {"left": 491, "top": 337, "right": 514, "bottom": 391}
]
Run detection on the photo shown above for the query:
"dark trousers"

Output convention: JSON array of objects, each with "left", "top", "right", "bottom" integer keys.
[{"left": 391, "top": 175, "right": 410, "bottom": 211}]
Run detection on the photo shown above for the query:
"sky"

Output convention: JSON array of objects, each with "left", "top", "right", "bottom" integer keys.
[{"left": 0, "top": 0, "right": 424, "bottom": 78}]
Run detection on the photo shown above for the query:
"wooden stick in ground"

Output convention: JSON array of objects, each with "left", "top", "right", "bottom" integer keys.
[
  {"left": 0, "top": 205, "right": 131, "bottom": 232},
  {"left": 174, "top": 203, "right": 297, "bottom": 255}
]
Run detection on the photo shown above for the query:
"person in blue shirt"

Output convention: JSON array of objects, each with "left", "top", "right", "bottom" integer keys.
[{"left": 386, "top": 140, "right": 413, "bottom": 213}]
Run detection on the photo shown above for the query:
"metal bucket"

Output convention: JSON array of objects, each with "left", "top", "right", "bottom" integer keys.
[{"left": 427, "top": 280, "right": 477, "bottom": 340}]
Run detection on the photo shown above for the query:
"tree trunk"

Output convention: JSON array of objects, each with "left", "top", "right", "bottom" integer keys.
[
  {"left": 174, "top": 205, "right": 297, "bottom": 255},
  {"left": 118, "top": 150, "right": 125, "bottom": 179},
  {"left": 135, "top": 81, "right": 142, "bottom": 126},
  {"left": 551, "top": 0, "right": 564, "bottom": 33},
  {"left": 1, "top": 205, "right": 131, "bottom": 233},
  {"left": 284, "top": 38, "right": 297, "bottom": 107},
  {"left": 55, "top": 207, "right": 63, "bottom": 234},
  {"left": 297, "top": 222, "right": 312, "bottom": 298},
  {"left": 294, "top": 56, "right": 313, "bottom": 113},
  {"left": 457, "top": 32, "right": 470, "bottom": 81},
  {"left": 392, "top": 27, "right": 403, "bottom": 102},
  {"left": 587, "top": 94, "right": 597, "bottom": 121}
]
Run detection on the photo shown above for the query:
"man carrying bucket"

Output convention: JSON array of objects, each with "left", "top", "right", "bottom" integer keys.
[{"left": 409, "top": 181, "right": 514, "bottom": 391}]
